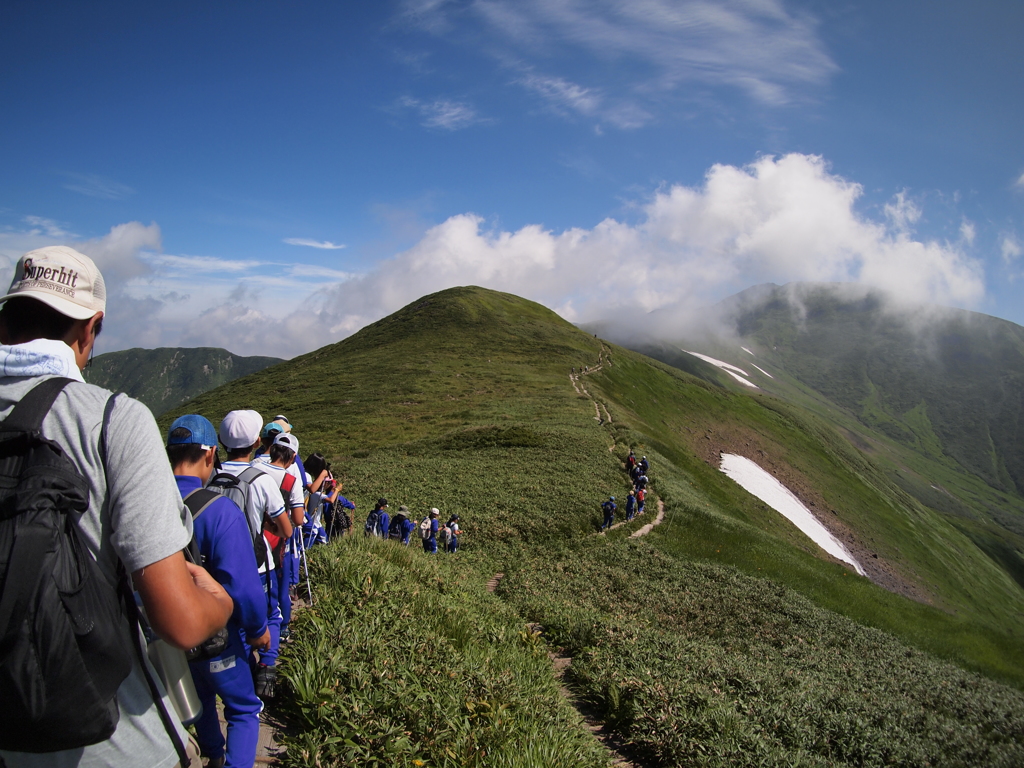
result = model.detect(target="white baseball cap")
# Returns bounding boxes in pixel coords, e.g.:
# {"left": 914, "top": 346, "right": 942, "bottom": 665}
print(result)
{"left": 273, "top": 431, "right": 299, "bottom": 454}
{"left": 219, "top": 410, "right": 264, "bottom": 449}
{"left": 0, "top": 246, "right": 106, "bottom": 320}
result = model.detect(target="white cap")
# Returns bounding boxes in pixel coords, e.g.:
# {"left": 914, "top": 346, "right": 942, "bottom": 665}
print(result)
{"left": 219, "top": 410, "right": 263, "bottom": 449}
{"left": 430, "top": 507, "right": 440, "bottom": 516}
{"left": 273, "top": 431, "right": 299, "bottom": 454}
{"left": 0, "top": 246, "right": 106, "bottom": 320}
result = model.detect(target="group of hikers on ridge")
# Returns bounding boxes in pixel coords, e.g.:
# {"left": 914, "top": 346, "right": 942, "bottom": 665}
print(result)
{"left": 601, "top": 449, "right": 651, "bottom": 530}
{"left": 0, "top": 245, "right": 468, "bottom": 768}
{"left": 363, "top": 498, "right": 463, "bottom": 553}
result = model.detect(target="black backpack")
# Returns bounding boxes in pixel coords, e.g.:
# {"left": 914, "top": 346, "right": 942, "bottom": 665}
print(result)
{"left": 0, "top": 378, "right": 132, "bottom": 751}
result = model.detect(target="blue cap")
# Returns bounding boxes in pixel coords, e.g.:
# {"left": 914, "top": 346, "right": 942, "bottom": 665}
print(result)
{"left": 261, "top": 422, "right": 284, "bottom": 439}
{"left": 167, "top": 414, "right": 218, "bottom": 448}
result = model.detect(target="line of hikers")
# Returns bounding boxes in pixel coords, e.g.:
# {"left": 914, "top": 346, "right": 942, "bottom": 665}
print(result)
{"left": 363, "top": 498, "right": 462, "bottom": 553}
{"left": 601, "top": 449, "right": 651, "bottom": 530}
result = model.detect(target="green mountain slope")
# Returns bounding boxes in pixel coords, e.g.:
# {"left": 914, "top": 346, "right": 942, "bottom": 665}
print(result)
{"left": 730, "top": 284, "right": 1024, "bottom": 497}
{"left": 84, "top": 346, "right": 283, "bottom": 414}
{"left": 163, "top": 286, "right": 1024, "bottom": 766}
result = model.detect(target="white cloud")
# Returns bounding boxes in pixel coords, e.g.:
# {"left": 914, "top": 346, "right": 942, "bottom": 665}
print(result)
{"left": 78, "top": 221, "right": 162, "bottom": 282}
{"left": 1016, "top": 171, "right": 1024, "bottom": 189}
{"left": 1002, "top": 235, "right": 1022, "bottom": 264}
{"left": 287, "top": 264, "right": 355, "bottom": 281}
{"left": 883, "top": 191, "right": 921, "bottom": 233}
{"left": 22, "top": 216, "right": 75, "bottom": 239}
{"left": 63, "top": 173, "right": 135, "bottom": 201}
{"left": 283, "top": 238, "right": 347, "bottom": 249}
{"left": 404, "top": 0, "right": 837, "bottom": 126}
{"left": 191, "top": 152, "right": 980, "bottom": 358}
{"left": 518, "top": 74, "right": 601, "bottom": 116}
{"left": 960, "top": 220, "right": 976, "bottom": 245}
{"left": 148, "top": 254, "right": 263, "bottom": 273}
{"left": 4, "top": 154, "right": 986, "bottom": 360}
{"left": 398, "top": 96, "right": 485, "bottom": 130}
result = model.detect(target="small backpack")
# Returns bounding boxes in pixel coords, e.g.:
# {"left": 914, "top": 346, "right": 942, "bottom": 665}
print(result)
{"left": 0, "top": 378, "right": 131, "bottom": 751}
{"left": 419, "top": 517, "right": 433, "bottom": 541}
{"left": 207, "top": 467, "right": 269, "bottom": 569}
{"left": 439, "top": 524, "right": 452, "bottom": 550}
{"left": 365, "top": 508, "right": 382, "bottom": 537}
{"left": 388, "top": 517, "right": 404, "bottom": 540}
{"left": 180, "top": 489, "right": 230, "bottom": 662}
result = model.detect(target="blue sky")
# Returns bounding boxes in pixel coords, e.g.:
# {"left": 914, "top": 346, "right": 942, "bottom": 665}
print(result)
{"left": 1, "top": 0, "right": 1021, "bottom": 357}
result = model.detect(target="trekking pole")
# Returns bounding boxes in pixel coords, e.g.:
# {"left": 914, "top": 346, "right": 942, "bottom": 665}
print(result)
{"left": 298, "top": 518, "right": 313, "bottom": 606}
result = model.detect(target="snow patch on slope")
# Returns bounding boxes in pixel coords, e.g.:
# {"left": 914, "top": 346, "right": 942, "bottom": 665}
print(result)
{"left": 720, "top": 453, "right": 865, "bottom": 576}
{"left": 682, "top": 350, "right": 758, "bottom": 388}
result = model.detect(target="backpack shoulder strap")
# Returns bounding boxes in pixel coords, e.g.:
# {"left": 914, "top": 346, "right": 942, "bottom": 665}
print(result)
{"left": 237, "top": 466, "right": 265, "bottom": 485}
{"left": 183, "top": 488, "right": 220, "bottom": 520}
{"left": 2, "top": 377, "right": 74, "bottom": 433}
{"left": 280, "top": 472, "right": 296, "bottom": 494}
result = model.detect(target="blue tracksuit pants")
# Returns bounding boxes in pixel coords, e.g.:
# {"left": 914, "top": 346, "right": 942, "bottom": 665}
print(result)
{"left": 190, "top": 636, "right": 263, "bottom": 768}
{"left": 251, "top": 571, "right": 281, "bottom": 667}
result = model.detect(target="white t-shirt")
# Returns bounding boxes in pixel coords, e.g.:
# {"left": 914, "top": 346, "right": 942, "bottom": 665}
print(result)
{"left": 218, "top": 460, "right": 286, "bottom": 573}
{"left": 251, "top": 457, "right": 305, "bottom": 511}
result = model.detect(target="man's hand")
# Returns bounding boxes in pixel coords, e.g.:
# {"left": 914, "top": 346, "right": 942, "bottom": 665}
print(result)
{"left": 247, "top": 627, "right": 272, "bottom": 651}
{"left": 135, "top": 552, "right": 233, "bottom": 650}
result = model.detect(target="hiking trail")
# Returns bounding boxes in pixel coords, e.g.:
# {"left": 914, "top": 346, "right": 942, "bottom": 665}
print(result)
{"left": 571, "top": 346, "right": 613, "bottom": 425}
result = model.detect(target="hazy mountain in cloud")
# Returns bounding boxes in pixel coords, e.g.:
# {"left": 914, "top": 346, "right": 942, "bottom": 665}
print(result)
{"left": 601, "top": 281, "right": 1024, "bottom": 503}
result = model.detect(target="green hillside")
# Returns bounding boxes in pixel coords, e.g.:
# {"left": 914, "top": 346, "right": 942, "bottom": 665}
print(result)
{"left": 85, "top": 346, "right": 283, "bottom": 414}
{"left": 165, "top": 287, "right": 1024, "bottom": 767}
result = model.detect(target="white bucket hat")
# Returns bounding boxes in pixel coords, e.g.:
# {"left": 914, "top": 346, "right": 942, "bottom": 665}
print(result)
{"left": 0, "top": 246, "right": 106, "bottom": 320}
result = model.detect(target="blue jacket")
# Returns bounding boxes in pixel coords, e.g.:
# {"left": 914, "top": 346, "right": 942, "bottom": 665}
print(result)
{"left": 175, "top": 475, "right": 268, "bottom": 641}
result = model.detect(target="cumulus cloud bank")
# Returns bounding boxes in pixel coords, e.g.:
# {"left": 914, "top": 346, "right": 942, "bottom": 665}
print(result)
{"left": 179, "top": 153, "right": 982, "bottom": 357}
{"left": 0, "top": 154, "right": 988, "bottom": 359}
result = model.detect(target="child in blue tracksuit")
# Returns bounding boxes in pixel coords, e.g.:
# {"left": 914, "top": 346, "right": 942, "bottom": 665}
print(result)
{"left": 423, "top": 508, "right": 440, "bottom": 553}
{"left": 601, "top": 496, "right": 617, "bottom": 530}
{"left": 167, "top": 415, "right": 270, "bottom": 768}
{"left": 389, "top": 505, "right": 416, "bottom": 545}
{"left": 625, "top": 490, "right": 636, "bottom": 521}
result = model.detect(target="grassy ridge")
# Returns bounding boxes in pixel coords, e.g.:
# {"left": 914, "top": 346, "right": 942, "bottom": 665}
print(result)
{"left": 282, "top": 537, "right": 606, "bottom": 768}
{"left": 500, "top": 538, "right": 1024, "bottom": 767}
{"left": 160, "top": 286, "right": 1024, "bottom": 763}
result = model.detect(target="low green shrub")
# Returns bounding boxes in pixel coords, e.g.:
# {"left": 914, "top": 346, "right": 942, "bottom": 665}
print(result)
{"left": 277, "top": 536, "right": 607, "bottom": 767}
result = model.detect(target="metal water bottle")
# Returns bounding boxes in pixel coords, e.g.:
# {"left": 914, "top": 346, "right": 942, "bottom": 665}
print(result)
{"left": 147, "top": 638, "right": 203, "bottom": 725}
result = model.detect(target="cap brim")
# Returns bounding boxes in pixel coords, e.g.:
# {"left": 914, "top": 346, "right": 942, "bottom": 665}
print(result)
{"left": 0, "top": 290, "right": 99, "bottom": 320}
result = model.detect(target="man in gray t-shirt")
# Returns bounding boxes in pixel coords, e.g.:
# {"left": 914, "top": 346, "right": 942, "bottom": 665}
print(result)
{"left": 0, "top": 246, "right": 233, "bottom": 768}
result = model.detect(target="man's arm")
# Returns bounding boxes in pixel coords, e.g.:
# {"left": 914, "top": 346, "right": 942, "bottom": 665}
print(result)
{"left": 134, "top": 554, "right": 233, "bottom": 650}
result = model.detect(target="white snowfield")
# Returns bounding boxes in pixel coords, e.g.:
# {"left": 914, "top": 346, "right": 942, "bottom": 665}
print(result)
{"left": 719, "top": 453, "right": 866, "bottom": 576}
{"left": 750, "top": 363, "right": 774, "bottom": 379}
{"left": 682, "top": 350, "right": 759, "bottom": 388}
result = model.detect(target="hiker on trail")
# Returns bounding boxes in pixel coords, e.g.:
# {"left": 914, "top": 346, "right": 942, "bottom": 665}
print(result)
{"left": 252, "top": 432, "right": 306, "bottom": 651}
{"left": 446, "top": 514, "right": 462, "bottom": 553}
{"left": 637, "top": 487, "right": 646, "bottom": 515}
{"left": 389, "top": 505, "right": 415, "bottom": 545}
{"left": 626, "top": 449, "right": 636, "bottom": 472}
{"left": 326, "top": 490, "right": 356, "bottom": 538}
{"left": 214, "top": 409, "right": 293, "bottom": 697}
{"left": 601, "top": 496, "right": 617, "bottom": 530}
{"left": 303, "top": 453, "right": 342, "bottom": 546}
{"left": 635, "top": 473, "right": 649, "bottom": 493}
{"left": 252, "top": 420, "right": 282, "bottom": 459}
{"left": 625, "top": 490, "right": 637, "bottom": 521}
{"left": 365, "top": 498, "right": 389, "bottom": 538}
{"left": 0, "top": 246, "right": 231, "bottom": 768}
{"left": 630, "top": 463, "right": 642, "bottom": 484}
{"left": 639, "top": 455, "right": 649, "bottom": 474}
{"left": 420, "top": 507, "right": 440, "bottom": 553}
{"left": 167, "top": 415, "right": 270, "bottom": 768}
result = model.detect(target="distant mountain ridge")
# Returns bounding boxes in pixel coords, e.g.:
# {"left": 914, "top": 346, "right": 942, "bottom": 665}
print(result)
{"left": 727, "top": 283, "right": 1024, "bottom": 497}
{"left": 84, "top": 347, "right": 283, "bottom": 415}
